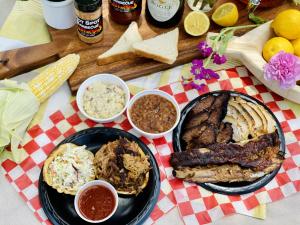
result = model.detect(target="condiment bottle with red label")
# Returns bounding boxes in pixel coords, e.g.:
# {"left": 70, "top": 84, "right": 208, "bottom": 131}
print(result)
{"left": 109, "top": 0, "right": 142, "bottom": 25}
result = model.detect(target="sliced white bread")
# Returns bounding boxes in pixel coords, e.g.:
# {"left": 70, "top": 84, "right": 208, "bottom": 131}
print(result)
{"left": 97, "top": 22, "right": 143, "bottom": 65}
{"left": 132, "top": 28, "right": 179, "bottom": 65}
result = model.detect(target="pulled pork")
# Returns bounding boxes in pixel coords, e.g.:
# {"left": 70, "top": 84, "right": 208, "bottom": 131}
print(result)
{"left": 94, "top": 138, "right": 150, "bottom": 195}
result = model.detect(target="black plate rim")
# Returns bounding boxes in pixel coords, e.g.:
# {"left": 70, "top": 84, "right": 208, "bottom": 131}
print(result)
{"left": 172, "top": 90, "right": 286, "bottom": 195}
{"left": 39, "top": 127, "right": 160, "bottom": 225}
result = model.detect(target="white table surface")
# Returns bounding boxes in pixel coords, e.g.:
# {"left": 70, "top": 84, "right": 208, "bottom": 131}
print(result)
{"left": 0, "top": 1, "right": 300, "bottom": 225}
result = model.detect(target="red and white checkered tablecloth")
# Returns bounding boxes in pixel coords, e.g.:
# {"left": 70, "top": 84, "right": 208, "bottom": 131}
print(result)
{"left": 1, "top": 66, "right": 300, "bottom": 225}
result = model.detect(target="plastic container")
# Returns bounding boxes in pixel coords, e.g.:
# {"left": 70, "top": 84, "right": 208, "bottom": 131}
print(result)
{"left": 41, "top": 0, "right": 76, "bottom": 29}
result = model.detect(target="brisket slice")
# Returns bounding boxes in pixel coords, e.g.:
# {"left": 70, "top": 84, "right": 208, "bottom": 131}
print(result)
{"left": 171, "top": 132, "right": 281, "bottom": 170}
{"left": 182, "top": 124, "right": 207, "bottom": 143}
{"left": 217, "top": 123, "right": 233, "bottom": 143}
{"left": 190, "top": 95, "right": 215, "bottom": 115}
{"left": 185, "top": 111, "right": 210, "bottom": 129}
{"left": 183, "top": 93, "right": 231, "bottom": 148}
{"left": 206, "top": 93, "right": 230, "bottom": 127}
{"left": 192, "top": 125, "right": 216, "bottom": 146}
{"left": 182, "top": 123, "right": 216, "bottom": 146}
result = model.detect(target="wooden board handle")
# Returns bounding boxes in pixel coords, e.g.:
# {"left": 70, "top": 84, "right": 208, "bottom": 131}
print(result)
{"left": 0, "top": 42, "right": 59, "bottom": 79}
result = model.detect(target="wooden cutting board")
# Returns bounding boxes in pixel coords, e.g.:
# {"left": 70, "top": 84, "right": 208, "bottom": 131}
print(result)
{"left": 0, "top": 0, "right": 297, "bottom": 92}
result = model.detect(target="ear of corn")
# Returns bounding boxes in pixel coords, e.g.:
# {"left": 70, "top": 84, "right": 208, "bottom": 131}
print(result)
{"left": 28, "top": 54, "right": 80, "bottom": 103}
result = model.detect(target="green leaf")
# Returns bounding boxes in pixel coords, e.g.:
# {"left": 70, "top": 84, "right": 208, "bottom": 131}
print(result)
{"left": 249, "top": 12, "right": 268, "bottom": 25}
{"left": 209, "top": 36, "right": 218, "bottom": 41}
{"left": 218, "top": 30, "right": 234, "bottom": 54}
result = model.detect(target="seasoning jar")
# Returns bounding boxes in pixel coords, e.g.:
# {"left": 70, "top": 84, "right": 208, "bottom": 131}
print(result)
{"left": 109, "top": 0, "right": 142, "bottom": 25}
{"left": 74, "top": 0, "right": 103, "bottom": 44}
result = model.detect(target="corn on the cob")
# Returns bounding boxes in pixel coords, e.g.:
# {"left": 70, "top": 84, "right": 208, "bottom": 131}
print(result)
{"left": 28, "top": 54, "right": 80, "bottom": 103}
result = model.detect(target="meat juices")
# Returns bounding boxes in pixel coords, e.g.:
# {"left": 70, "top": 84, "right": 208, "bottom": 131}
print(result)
{"left": 78, "top": 185, "right": 115, "bottom": 221}
{"left": 130, "top": 95, "right": 177, "bottom": 133}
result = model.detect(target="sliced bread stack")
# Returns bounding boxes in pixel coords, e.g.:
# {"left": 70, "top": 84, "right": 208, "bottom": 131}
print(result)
{"left": 97, "top": 22, "right": 143, "bottom": 65}
{"left": 97, "top": 22, "right": 179, "bottom": 65}
{"left": 133, "top": 28, "right": 179, "bottom": 64}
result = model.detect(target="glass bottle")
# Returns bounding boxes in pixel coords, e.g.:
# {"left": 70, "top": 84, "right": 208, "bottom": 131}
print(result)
{"left": 145, "top": 0, "right": 185, "bottom": 28}
{"left": 109, "top": 0, "right": 142, "bottom": 25}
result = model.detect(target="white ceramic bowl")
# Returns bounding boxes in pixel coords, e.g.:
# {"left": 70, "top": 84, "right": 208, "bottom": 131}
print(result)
{"left": 76, "top": 74, "right": 130, "bottom": 123}
{"left": 74, "top": 180, "right": 118, "bottom": 223}
{"left": 127, "top": 90, "right": 181, "bottom": 139}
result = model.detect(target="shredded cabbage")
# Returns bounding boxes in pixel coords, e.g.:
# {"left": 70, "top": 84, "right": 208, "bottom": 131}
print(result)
{"left": 0, "top": 80, "right": 39, "bottom": 162}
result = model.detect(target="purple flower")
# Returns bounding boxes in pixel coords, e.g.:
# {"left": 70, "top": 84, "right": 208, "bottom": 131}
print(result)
{"left": 264, "top": 51, "right": 300, "bottom": 89}
{"left": 197, "top": 41, "right": 213, "bottom": 58}
{"left": 191, "top": 81, "right": 206, "bottom": 90}
{"left": 202, "top": 68, "right": 220, "bottom": 80}
{"left": 190, "top": 62, "right": 205, "bottom": 79}
{"left": 191, "top": 62, "right": 220, "bottom": 81}
{"left": 213, "top": 53, "right": 227, "bottom": 65}
{"left": 192, "top": 59, "right": 203, "bottom": 66}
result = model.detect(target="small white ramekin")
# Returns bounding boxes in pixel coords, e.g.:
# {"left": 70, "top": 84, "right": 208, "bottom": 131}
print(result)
{"left": 76, "top": 74, "right": 130, "bottom": 123}
{"left": 74, "top": 180, "right": 118, "bottom": 223}
{"left": 41, "top": 0, "right": 76, "bottom": 29}
{"left": 127, "top": 90, "right": 181, "bottom": 139}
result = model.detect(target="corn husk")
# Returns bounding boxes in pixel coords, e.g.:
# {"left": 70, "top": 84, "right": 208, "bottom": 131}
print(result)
{"left": 0, "top": 54, "right": 80, "bottom": 162}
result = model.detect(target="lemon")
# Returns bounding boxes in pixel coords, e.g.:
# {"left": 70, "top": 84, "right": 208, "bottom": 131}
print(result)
{"left": 271, "top": 9, "right": 300, "bottom": 40}
{"left": 184, "top": 11, "right": 210, "bottom": 36}
{"left": 262, "top": 37, "right": 294, "bottom": 62}
{"left": 292, "top": 38, "right": 300, "bottom": 57}
{"left": 212, "top": 3, "right": 239, "bottom": 27}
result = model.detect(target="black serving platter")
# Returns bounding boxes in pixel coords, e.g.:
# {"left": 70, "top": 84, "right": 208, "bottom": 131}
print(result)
{"left": 173, "top": 90, "right": 285, "bottom": 195}
{"left": 39, "top": 127, "right": 160, "bottom": 225}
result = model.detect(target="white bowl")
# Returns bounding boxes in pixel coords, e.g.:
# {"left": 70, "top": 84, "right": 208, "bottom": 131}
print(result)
{"left": 74, "top": 180, "right": 118, "bottom": 223}
{"left": 127, "top": 90, "right": 181, "bottom": 139}
{"left": 76, "top": 74, "right": 130, "bottom": 123}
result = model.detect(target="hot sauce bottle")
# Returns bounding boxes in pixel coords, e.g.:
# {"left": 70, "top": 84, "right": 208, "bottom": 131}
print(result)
{"left": 109, "top": 0, "right": 142, "bottom": 25}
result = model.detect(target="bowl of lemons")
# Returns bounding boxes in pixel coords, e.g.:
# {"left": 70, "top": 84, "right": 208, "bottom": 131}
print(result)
{"left": 225, "top": 9, "right": 300, "bottom": 104}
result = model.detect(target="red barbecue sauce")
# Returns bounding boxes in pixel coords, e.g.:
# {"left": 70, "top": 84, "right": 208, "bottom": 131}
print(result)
{"left": 78, "top": 185, "right": 115, "bottom": 221}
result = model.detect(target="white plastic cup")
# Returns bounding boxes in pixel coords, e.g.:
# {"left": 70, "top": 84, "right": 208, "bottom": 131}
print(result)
{"left": 74, "top": 180, "right": 119, "bottom": 223}
{"left": 41, "top": 0, "right": 76, "bottom": 29}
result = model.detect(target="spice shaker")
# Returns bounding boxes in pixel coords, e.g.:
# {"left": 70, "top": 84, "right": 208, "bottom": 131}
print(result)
{"left": 41, "top": 0, "right": 76, "bottom": 29}
{"left": 75, "top": 0, "right": 103, "bottom": 44}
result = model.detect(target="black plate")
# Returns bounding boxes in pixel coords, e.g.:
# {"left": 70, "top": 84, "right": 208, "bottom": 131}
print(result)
{"left": 39, "top": 127, "right": 160, "bottom": 225}
{"left": 173, "top": 90, "right": 285, "bottom": 195}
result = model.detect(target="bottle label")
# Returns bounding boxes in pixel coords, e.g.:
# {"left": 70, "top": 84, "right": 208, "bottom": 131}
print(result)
{"left": 147, "top": 0, "right": 180, "bottom": 22}
{"left": 110, "top": 0, "right": 139, "bottom": 12}
{"left": 77, "top": 16, "right": 103, "bottom": 38}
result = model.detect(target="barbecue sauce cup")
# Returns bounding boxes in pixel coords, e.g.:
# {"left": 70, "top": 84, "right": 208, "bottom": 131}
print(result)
{"left": 74, "top": 180, "right": 118, "bottom": 223}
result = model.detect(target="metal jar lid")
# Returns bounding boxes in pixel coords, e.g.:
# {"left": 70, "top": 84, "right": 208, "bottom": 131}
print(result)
{"left": 75, "top": 0, "right": 102, "bottom": 12}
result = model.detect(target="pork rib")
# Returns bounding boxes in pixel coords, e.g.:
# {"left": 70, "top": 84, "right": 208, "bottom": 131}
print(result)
{"left": 171, "top": 132, "right": 281, "bottom": 170}
{"left": 173, "top": 158, "right": 282, "bottom": 183}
